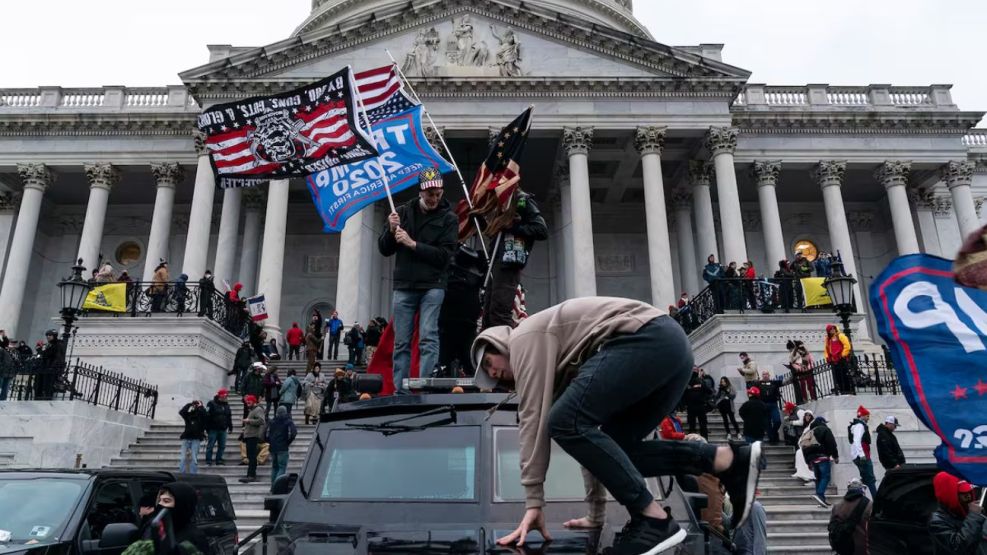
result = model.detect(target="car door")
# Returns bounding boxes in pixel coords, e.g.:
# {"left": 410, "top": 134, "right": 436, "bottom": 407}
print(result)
{"left": 76, "top": 478, "right": 139, "bottom": 554}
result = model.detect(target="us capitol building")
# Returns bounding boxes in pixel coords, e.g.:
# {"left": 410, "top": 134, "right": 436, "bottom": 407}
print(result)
{"left": 0, "top": 0, "right": 984, "bottom": 375}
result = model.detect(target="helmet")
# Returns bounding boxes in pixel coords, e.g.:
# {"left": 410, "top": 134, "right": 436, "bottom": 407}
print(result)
{"left": 44, "top": 329, "right": 58, "bottom": 337}
{"left": 250, "top": 362, "right": 267, "bottom": 371}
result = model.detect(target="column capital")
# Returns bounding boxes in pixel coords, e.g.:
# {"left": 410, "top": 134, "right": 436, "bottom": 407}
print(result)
{"left": 16, "top": 163, "right": 53, "bottom": 192}
{"left": 554, "top": 164, "right": 570, "bottom": 185}
{"left": 705, "top": 126, "right": 738, "bottom": 156}
{"left": 687, "top": 160, "right": 714, "bottom": 188}
{"left": 669, "top": 187, "right": 692, "bottom": 210}
{"left": 0, "top": 192, "right": 17, "bottom": 213}
{"left": 424, "top": 125, "right": 445, "bottom": 152}
{"left": 813, "top": 160, "right": 847, "bottom": 189}
{"left": 750, "top": 160, "right": 782, "bottom": 187}
{"left": 488, "top": 127, "right": 500, "bottom": 149}
{"left": 150, "top": 162, "right": 185, "bottom": 189}
{"left": 941, "top": 160, "right": 975, "bottom": 190}
{"left": 562, "top": 127, "right": 594, "bottom": 156}
{"left": 243, "top": 187, "right": 268, "bottom": 210}
{"left": 192, "top": 129, "right": 209, "bottom": 157}
{"left": 907, "top": 186, "right": 936, "bottom": 209}
{"left": 933, "top": 197, "right": 953, "bottom": 218}
{"left": 875, "top": 160, "right": 912, "bottom": 189}
{"left": 633, "top": 126, "right": 666, "bottom": 156}
{"left": 84, "top": 163, "right": 120, "bottom": 191}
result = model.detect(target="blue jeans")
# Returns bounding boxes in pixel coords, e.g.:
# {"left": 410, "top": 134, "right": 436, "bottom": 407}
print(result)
{"left": 392, "top": 288, "right": 445, "bottom": 393}
{"left": 813, "top": 459, "right": 832, "bottom": 501}
{"left": 205, "top": 430, "right": 227, "bottom": 464}
{"left": 768, "top": 403, "right": 782, "bottom": 443}
{"left": 271, "top": 451, "right": 290, "bottom": 487}
{"left": 546, "top": 316, "right": 718, "bottom": 512}
{"left": 178, "top": 439, "right": 201, "bottom": 474}
{"left": 854, "top": 457, "right": 878, "bottom": 498}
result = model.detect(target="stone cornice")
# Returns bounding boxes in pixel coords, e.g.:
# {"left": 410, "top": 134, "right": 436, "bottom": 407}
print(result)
{"left": 0, "top": 113, "right": 196, "bottom": 137}
{"left": 732, "top": 111, "right": 982, "bottom": 136}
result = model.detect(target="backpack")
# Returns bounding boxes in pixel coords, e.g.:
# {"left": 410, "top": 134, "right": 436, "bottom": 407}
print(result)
{"left": 828, "top": 497, "right": 869, "bottom": 554}
{"left": 798, "top": 426, "right": 820, "bottom": 451}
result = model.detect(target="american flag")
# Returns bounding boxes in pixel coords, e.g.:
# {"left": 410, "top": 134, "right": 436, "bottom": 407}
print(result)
{"left": 354, "top": 65, "right": 418, "bottom": 124}
{"left": 457, "top": 107, "right": 532, "bottom": 240}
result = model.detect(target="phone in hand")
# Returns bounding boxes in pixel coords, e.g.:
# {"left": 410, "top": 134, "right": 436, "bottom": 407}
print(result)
{"left": 149, "top": 507, "right": 176, "bottom": 554}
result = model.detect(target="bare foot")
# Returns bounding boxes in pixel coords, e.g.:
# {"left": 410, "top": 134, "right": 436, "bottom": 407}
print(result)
{"left": 563, "top": 517, "right": 601, "bottom": 529}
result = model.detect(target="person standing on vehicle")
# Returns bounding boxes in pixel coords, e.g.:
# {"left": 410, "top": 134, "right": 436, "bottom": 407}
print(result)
{"left": 683, "top": 366, "right": 712, "bottom": 439}
{"left": 177, "top": 400, "right": 206, "bottom": 474}
{"left": 471, "top": 297, "right": 765, "bottom": 555}
{"left": 849, "top": 406, "right": 878, "bottom": 498}
{"left": 803, "top": 415, "right": 840, "bottom": 507}
{"left": 326, "top": 311, "right": 343, "bottom": 360}
{"left": 714, "top": 377, "right": 741, "bottom": 440}
{"left": 379, "top": 168, "right": 459, "bottom": 393}
{"left": 828, "top": 478, "right": 871, "bottom": 555}
{"left": 875, "top": 415, "right": 907, "bottom": 471}
{"left": 204, "top": 388, "right": 233, "bottom": 466}
{"left": 239, "top": 394, "right": 265, "bottom": 483}
{"left": 739, "top": 387, "right": 768, "bottom": 444}
{"left": 825, "top": 324, "right": 855, "bottom": 395}
{"left": 266, "top": 405, "right": 297, "bottom": 490}
{"left": 929, "top": 471, "right": 987, "bottom": 554}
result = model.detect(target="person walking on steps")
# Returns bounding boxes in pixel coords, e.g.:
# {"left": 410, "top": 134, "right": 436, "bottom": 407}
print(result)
{"left": 471, "top": 296, "right": 765, "bottom": 555}
{"left": 177, "top": 400, "right": 206, "bottom": 474}
{"left": 828, "top": 478, "right": 872, "bottom": 555}
{"left": 239, "top": 395, "right": 265, "bottom": 483}
{"left": 876, "top": 415, "right": 907, "bottom": 471}
{"left": 265, "top": 405, "right": 297, "bottom": 491}
{"left": 739, "top": 387, "right": 768, "bottom": 445}
{"left": 802, "top": 415, "right": 839, "bottom": 507}
{"left": 714, "top": 377, "right": 741, "bottom": 440}
{"left": 204, "top": 388, "right": 233, "bottom": 466}
{"left": 849, "top": 405, "right": 878, "bottom": 498}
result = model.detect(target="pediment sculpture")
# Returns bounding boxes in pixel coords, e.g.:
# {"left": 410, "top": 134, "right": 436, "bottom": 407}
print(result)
{"left": 401, "top": 16, "right": 524, "bottom": 78}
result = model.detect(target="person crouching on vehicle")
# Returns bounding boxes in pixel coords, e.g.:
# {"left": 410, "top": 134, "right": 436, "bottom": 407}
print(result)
{"left": 471, "top": 296, "right": 765, "bottom": 555}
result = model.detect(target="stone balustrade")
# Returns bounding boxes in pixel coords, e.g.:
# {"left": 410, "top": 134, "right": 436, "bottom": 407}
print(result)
{"left": 0, "top": 86, "right": 198, "bottom": 111}
{"left": 963, "top": 129, "right": 987, "bottom": 148}
{"left": 735, "top": 83, "right": 955, "bottom": 109}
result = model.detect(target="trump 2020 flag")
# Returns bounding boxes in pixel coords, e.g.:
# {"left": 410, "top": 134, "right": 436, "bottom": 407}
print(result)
{"left": 871, "top": 254, "right": 987, "bottom": 485}
{"left": 196, "top": 67, "right": 378, "bottom": 188}
{"left": 247, "top": 295, "right": 268, "bottom": 322}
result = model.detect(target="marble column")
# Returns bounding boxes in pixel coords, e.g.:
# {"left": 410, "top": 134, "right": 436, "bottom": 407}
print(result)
{"left": 751, "top": 161, "right": 787, "bottom": 268}
{"left": 814, "top": 161, "right": 865, "bottom": 321}
{"left": 689, "top": 161, "right": 718, "bottom": 268}
{"left": 143, "top": 163, "right": 183, "bottom": 281}
{"left": 557, "top": 167, "right": 576, "bottom": 300}
{"left": 876, "top": 161, "right": 919, "bottom": 255}
{"left": 256, "top": 179, "right": 290, "bottom": 338}
{"left": 635, "top": 126, "right": 675, "bottom": 308}
{"left": 182, "top": 131, "right": 217, "bottom": 280}
{"left": 333, "top": 206, "right": 374, "bottom": 356}
{"left": 908, "top": 187, "right": 942, "bottom": 257}
{"left": 706, "top": 127, "right": 748, "bottom": 265}
{"left": 562, "top": 127, "right": 596, "bottom": 298}
{"left": 0, "top": 164, "right": 52, "bottom": 338}
{"left": 238, "top": 188, "right": 265, "bottom": 295}
{"left": 212, "top": 187, "right": 243, "bottom": 289}
{"left": 0, "top": 194, "right": 19, "bottom": 283}
{"left": 670, "top": 188, "right": 700, "bottom": 296}
{"left": 77, "top": 163, "right": 119, "bottom": 271}
{"left": 943, "top": 161, "right": 979, "bottom": 238}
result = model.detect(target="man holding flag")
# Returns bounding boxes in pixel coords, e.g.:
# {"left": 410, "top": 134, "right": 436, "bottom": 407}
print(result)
{"left": 378, "top": 167, "right": 458, "bottom": 394}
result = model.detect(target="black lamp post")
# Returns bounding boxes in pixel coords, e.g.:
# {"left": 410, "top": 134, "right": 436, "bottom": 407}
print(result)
{"left": 823, "top": 257, "right": 858, "bottom": 342}
{"left": 56, "top": 259, "right": 92, "bottom": 365}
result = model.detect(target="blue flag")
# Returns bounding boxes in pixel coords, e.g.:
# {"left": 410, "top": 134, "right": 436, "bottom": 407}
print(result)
{"left": 306, "top": 105, "right": 454, "bottom": 232}
{"left": 870, "top": 254, "right": 987, "bottom": 485}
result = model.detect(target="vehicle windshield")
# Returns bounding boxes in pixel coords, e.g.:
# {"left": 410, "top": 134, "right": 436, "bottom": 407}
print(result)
{"left": 493, "top": 427, "right": 587, "bottom": 502}
{"left": 316, "top": 426, "right": 478, "bottom": 501}
{"left": 0, "top": 477, "right": 86, "bottom": 544}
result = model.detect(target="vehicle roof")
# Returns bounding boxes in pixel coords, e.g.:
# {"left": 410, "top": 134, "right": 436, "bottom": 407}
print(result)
{"left": 322, "top": 392, "right": 518, "bottom": 422}
{"left": 0, "top": 468, "right": 228, "bottom": 485}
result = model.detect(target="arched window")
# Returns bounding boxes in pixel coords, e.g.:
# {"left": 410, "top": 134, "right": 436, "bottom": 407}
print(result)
{"left": 793, "top": 239, "right": 819, "bottom": 261}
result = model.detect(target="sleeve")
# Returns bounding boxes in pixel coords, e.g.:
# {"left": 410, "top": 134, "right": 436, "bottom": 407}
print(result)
{"left": 289, "top": 421, "right": 298, "bottom": 443}
{"left": 378, "top": 209, "right": 400, "bottom": 256}
{"left": 511, "top": 197, "right": 549, "bottom": 240}
{"left": 850, "top": 423, "right": 865, "bottom": 459}
{"left": 840, "top": 334, "right": 852, "bottom": 358}
{"left": 581, "top": 467, "right": 608, "bottom": 526}
{"left": 179, "top": 403, "right": 191, "bottom": 419}
{"left": 929, "top": 512, "right": 987, "bottom": 553}
{"left": 824, "top": 429, "right": 840, "bottom": 459}
{"left": 875, "top": 433, "right": 889, "bottom": 467}
{"left": 512, "top": 331, "right": 561, "bottom": 510}
{"left": 412, "top": 214, "right": 458, "bottom": 269}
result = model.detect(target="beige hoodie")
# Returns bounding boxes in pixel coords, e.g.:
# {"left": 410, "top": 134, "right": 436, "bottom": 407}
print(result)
{"left": 472, "top": 296, "right": 665, "bottom": 511}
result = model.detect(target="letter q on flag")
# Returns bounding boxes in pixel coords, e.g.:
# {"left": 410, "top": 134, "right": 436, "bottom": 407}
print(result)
{"left": 871, "top": 254, "right": 987, "bottom": 485}
{"left": 247, "top": 295, "right": 268, "bottom": 322}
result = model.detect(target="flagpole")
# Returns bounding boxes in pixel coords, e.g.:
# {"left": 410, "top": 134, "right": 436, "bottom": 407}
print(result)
{"left": 350, "top": 65, "right": 397, "bottom": 215}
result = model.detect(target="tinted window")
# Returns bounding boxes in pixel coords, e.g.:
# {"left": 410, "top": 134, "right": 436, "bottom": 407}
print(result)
{"left": 86, "top": 481, "right": 137, "bottom": 539}
{"left": 493, "top": 427, "right": 587, "bottom": 502}
{"left": 317, "top": 427, "right": 478, "bottom": 501}
{"left": 194, "top": 485, "right": 236, "bottom": 523}
{"left": 0, "top": 477, "right": 86, "bottom": 543}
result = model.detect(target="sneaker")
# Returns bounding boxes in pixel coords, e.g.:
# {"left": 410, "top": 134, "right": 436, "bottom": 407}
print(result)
{"left": 607, "top": 515, "right": 687, "bottom": 555}
{"left": 811, "top": 494, "right": 830, "bottom": 508}
{"left": 719, "top": 441, "right": 766, "bottom": 530}
{"left": 216, "top": 460, "right": 226, "bottom": 466}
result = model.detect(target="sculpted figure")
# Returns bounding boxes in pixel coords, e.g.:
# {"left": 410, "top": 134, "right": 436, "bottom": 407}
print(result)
{"left": 491, "top": 25, "right": 522, "bottom": 77}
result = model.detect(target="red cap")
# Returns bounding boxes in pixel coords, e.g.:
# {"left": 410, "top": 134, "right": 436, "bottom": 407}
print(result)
{"left": 748, "top": 386, "right": 761, "bottom": 397}
{"left": 217, "top": 388, "right": 228, "bottom": 396}
{"left": 784, "top": 401, "right": 797, "bottom": 415}
{"left": 244, "top": 395, "right": 257, "bottom": 405}
{"left": 857, "top": 405, "right": 870, "bottom": 417}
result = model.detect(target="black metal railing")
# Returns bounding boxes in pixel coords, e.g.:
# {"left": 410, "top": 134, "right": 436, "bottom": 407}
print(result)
{"left": 79, "top": 281, "right": 248, "bottom": 337}
{"left": 674, "top": 278, "right": 810, "bottom": 333}
{"left": 0, "top": 354, "right": 158, "bottom": 418}
{"left": 778, "top": 353, "right": 899, "bottom": 405}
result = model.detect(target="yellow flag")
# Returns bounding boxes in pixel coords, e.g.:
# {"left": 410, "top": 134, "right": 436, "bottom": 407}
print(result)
{"left": 801, "top": 277, "right": 832, "bottom": 307}
{"left": 83, "top": 283, "right": 128, "bottom": 313}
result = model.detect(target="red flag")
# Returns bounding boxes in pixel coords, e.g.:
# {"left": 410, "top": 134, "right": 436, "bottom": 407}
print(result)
{"left": 366, "top": 316, "right": 422, "bottom": 396}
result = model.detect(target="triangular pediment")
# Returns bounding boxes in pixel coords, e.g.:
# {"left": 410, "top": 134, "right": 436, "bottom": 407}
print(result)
{"left": 180, "top": 0, "right": 750, "bottom": 99}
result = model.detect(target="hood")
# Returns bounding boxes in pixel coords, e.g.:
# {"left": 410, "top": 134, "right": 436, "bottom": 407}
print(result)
{"left": 160, "top": 481, "right": 198, "bottom": 530}
{"left": 810, "top": 416, "right": 828, "bottom": 429}
{"left": 826, "top": 324, "right": 837, "bottom": 334}
{"left": 233, "top": 282, "right": 243, "bottom": 291}
{"left": 471, "top": 326, "right": 512, "bottom": 367}
{"left": 933, "top": 471, "right": 973, "bottom": 518}
{"left": 178, "top": 274, "right": 188, "bottom": 282}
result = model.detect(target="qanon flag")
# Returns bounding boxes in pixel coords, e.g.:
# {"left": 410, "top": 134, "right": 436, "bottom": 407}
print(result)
{"left": 196, "top": 67, "right": 378, "bottom": 188}
{"left": 870, "top": 254, "right": 987, "bottom": 485}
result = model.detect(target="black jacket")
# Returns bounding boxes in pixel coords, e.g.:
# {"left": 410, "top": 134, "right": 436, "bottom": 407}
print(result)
{"left": 265, "top": 414, "right": 298, "bottom": 453}
{"left": 739, "top": 398, "right": 768, "bottom": 439}
{"left": 178, "top": 403, "right": 207, "bottom": 440}
{"left": 493, "top": 192, "right": 548, "bottom": 268}
{"left": 233, "top": 345, "right": 253, "bottom": 372}
{"left": 157, "top": 482, "right": 209, "bottom": 554}
{"left": 683, "top": 372, "right": 712, "bottom": 408}
{"left": 365, "top": 324, "right": 382, "bottom": 347}
{"left": 205, "top": 397, "right": 233, "bottom": 433}
{"left": 378, "top": 197, "right": 458, "bottom": 290}
{"left": 929, "top": 508, "right": 987, "bottom": 554}
{"left": 803, "top": 418, "right": 840, "bottom": 462}
{"left": 875, "top": 423, "right": 906, "bottom": 470}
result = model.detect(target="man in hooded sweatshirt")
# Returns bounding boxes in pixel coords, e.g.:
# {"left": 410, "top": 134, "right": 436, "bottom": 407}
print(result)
{"left": 285, "top": 322, "right": 304, "bottom": 360}
{"left": 142, "top": 482, "right": 209, "bottom": 554}
{"left": 875, "top": 415, "right": 906, "bottom": 471}
{"left": 266, "top": 405, "right": 297, "bottom": 490}
{"left": 379, "top": 167, "right": 458, "bottom": 393}
{"left": 930, "top": 471, "right": 987, "bottom": 554}
{"left": 828, "top": 478, "right": 871, "bottom": 555}
{"left": 471, "top": 296, "right": 764, "bottom": 555}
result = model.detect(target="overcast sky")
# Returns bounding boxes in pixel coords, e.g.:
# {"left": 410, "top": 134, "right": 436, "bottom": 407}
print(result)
{"left": 3, "top": 0, "right": 983, "bottom": 123}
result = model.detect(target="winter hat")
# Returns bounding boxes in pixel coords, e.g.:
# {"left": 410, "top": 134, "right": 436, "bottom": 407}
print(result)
{"left": 418, "top": 167, "right": 443, "bottom": 190}
{"left": 747, "top": 386, "right": 761, "bottom": 397}
{"left": 857, "top": 405, "right": 870, "bottom": 417}
{"left": 783, "top": 401, "right": 797, "bottom": 415}
{"left": 217, "top": 388, "right": 228, "bottom": 396}
{"left": 884, "top": 415, "right": 899, "bottom": 426}
{"left": 243, "top": 394, "right": 257, "bottom": 405}
{"left": 847, "top": 478, "right": 865, "bottom": 492}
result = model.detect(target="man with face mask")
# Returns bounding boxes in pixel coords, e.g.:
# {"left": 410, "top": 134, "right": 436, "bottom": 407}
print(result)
{"left": 929, "top": 471, "right": 987, "bottom": 554}
{"left": 139, "top": 482, "right": 209, "bottom": 554}
{"left": 378, "top": 167, "right": 458, "bottom": 393}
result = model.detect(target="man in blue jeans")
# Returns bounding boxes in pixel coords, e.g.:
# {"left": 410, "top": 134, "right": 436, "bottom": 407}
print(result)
{"left": 204, "top": 388, "right": 233, "bottom": 466}
{"left": 378, "top": 167, "right": 458, "bottom": 393}
{"left": 265, "top": 405, "right": 297, "bottom": 491}
{"left": 802, "top": 415, "right": 839, "bottom": 507}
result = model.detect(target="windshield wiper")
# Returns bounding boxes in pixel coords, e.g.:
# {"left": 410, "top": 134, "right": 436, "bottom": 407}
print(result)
{"left": 345, "top": 405, "right": 457, "bottom": 436}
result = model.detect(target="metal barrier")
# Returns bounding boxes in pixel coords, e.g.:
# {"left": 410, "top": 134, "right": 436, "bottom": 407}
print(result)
{"left": 673, "top": 277, "right": 808, "bottom": 333}
{"left": 778, "top": 353, "right": 899, "bottom": 405}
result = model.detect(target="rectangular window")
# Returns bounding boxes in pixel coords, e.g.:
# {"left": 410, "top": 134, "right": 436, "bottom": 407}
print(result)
{"left": 493, "top": 427, "right": 588, "bottom": 502}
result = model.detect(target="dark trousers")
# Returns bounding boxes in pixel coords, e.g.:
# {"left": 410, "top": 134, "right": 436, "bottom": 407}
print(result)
{"left": 832, "top": 358, "right": 856, "bottom": 394}
{"left": 482, "top": 262, "right": 521, "bottom": 329}
{"left": 328, "top": 333, "right": 341, "bottom": 359}
{"left": 717, "top": 403, "right": 740, "bottom": 435}
{"left": 767, "top": 403, "right": 782, "bottom": 444}
{"left": 288, "top": 345, "right": 300, "bottom": 360}
{"left": 547, "top": 316, "right": 718, "bottom": 513}
{"left": 686, "top": 405, "right": 709, "bottom": 439}
{"left": 197, "top": 298, "right": 213, "bottom": 318}
{"left": 244, "top": 437, "right": 259, "bottom": 478}
{"left": 854, "top": 458, "right": 878, "bottom": 498}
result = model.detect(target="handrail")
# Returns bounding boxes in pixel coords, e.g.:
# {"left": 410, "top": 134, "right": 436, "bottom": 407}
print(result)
{"left": 778, "top": 352, "right": 899, "bottom": 405}
{"left": 672, "top": 277, "right": 809, "bottom": 333}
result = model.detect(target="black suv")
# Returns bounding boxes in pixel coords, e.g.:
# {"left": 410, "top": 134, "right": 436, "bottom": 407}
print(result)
{"left": 243, "top": 393, "right": 709, "bottom": 554}
{"left": 0, "top": 469, "right": 236, "bottom": 555}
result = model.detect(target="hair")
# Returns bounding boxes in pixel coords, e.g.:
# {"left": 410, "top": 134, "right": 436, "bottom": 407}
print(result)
{"left": 786, "top": 340, "right": 795, "bottom": 350}
{"left": 719, "top": 376, "right": 731, "bottom": 389}
{"left": 287, "top": 369, "right": 296, "bottom": 376}
{"left": 480, "top": 343, "right": 502, "bottom": 370}
{"left": 739, "top": 351, "right": 748, "bottom": 358}
{"left": 313, "top": 362, "right": 321, "bottom": 371}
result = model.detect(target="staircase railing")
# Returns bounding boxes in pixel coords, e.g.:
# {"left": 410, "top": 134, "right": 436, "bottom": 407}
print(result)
{"left": 777, "top": 353, "right": 899, "bottom": 405}
{"left": 673, "top": 277, "right": 808, "bottom": 332}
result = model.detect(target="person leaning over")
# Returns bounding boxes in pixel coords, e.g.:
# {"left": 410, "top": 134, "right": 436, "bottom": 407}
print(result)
{"left": 471, "top": 296, "right": 764, "bottom": 555}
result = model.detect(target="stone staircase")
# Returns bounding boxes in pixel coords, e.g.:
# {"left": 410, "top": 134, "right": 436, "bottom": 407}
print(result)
{"left": 104, "top": 358, "right": 350, "bottom": 536}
